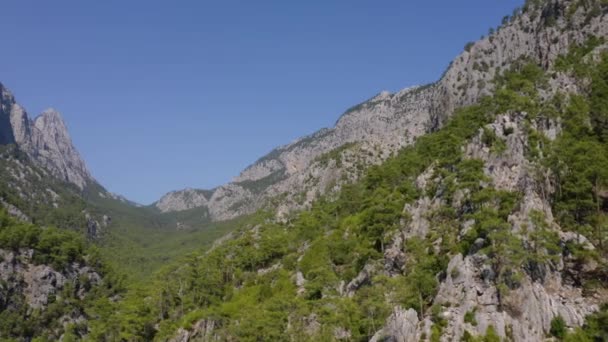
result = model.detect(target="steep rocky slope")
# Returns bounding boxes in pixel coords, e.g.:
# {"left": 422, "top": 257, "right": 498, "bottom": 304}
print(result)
{"left": 157, "top": 0, "right": 608, "bottom": 224}
{"left": 0, "top": 83, "right": 93, "bottom": 190}
{"left": 370, "top": 110, "right": 601, "bottom": 341}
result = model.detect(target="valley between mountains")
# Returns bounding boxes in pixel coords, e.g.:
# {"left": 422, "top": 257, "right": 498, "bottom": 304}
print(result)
{"left": 3, "top": 0, "right": 608, "bottom": 341}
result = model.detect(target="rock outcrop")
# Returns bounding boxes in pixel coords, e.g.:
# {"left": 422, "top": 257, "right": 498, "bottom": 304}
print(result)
{"left": 370, "top": 308, "right": 423, "bottom": 342}
{"left": 169, "top": 319, "right": 219, "bottom": 342}
{"left": 0, "top": 248, "right": 101, "bottom": 312}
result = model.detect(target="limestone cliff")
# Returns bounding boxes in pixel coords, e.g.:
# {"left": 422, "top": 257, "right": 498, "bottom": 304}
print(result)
{"left": 0, "top": 83, "right": 93, "bottom": 190}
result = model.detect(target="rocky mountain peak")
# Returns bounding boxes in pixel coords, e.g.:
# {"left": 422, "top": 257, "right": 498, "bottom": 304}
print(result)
{"left": 0, "top": 84, "right": 94, "bottom": 190}
{"left": 33, "top": 108, "right": 73, "bottom": 151}
{"left": 33, "top": 108, "right": 72, "bottom": 151}
{"left": 0, "top": 83, "right": 17, "bottom": 145}
{"left": 0, "top": 83, "right": 30, "bottom": 146}
{"left": 34, "top": 108, "right": 66, "bottom": 129}
{"left": 30, "top": 107, "right": 92, "bottom": 189}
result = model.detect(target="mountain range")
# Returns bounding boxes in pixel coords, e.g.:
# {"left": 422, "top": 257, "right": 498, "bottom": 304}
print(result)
{"left": 2, "top": 0, "right": 608, "bottom": 341}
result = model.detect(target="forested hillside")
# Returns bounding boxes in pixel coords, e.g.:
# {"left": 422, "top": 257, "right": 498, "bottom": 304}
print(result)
{"left": 3, "top": 0, "right": 608, "bottom": 341}
{"left": 92, "top": 30, "right": 608, "bottom": 340}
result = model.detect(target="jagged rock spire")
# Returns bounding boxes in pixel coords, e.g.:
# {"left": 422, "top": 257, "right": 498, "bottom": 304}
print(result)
{"left": 0, "top": 84, "right": 93, "bottom": 189}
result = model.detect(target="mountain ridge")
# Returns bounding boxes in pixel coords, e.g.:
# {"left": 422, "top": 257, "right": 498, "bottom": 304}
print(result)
{"left": 3, "top": 0, "right": 608, "bottom": 341}
{"left": 156, "top": 0, "right": 607, "bottom": 223}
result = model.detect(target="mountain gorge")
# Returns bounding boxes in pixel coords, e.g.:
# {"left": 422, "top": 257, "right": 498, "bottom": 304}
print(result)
{"left": 3, "top": 0, "right": 608, "bottom": 341}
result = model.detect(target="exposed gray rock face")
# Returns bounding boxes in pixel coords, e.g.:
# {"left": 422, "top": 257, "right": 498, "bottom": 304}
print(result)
{"left": 384, "top": 231, "right": 406, "bottom": 276}
{"left": 0, "top": 84, "right": 18, "bottom": 145}
{"left": 0, "top": 84, "right": 93, "bottom": 190}
{"left": 295, "top": 271, "right": 306, "bottom": 296}
{"left": 403, "top": 196, "right": 441, "bottom": 239}
{"left": 0, "top": 197, "right": 31, "bottom": 222}
{"left": 345, "top": 263, "right": 377, "bottom": 297}
{"left": 169, "top": 319, "right": 219, "bottom": 342}
{"left": 23, "top": 264, "right": 66, "bottom": 309}
{"left": 156, "top": 188, "right": 211, "bottom": 212}
{"left": 157, "top": 87, "right": 427, "bottom": 219}
{"left": 428, "top": 252, "right": 598, "bottom": 342}
{"left": 7, "top": 92, "right": 29, "bottom": 146}
{"left": 206, "top": 184, "right": 255, "bottom": 219}
{"left": 30, "top": 109, "right": 91, "bottom": 189}
{"left": 157, "top": 0, "right": 608, "bottom": 223}
{"left": 370, "top": 308, "right": 422, "bottom": 342}
{"left": 0, "top": 248, "right": 101, "bottom": 311}
{"left": 84, "top": 211, "right": 111, "bottom": 240}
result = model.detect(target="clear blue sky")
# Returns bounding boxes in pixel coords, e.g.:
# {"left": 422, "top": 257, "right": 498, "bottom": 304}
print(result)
{"left": 0, "top": 0, "right": 523, "bottom": 204}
